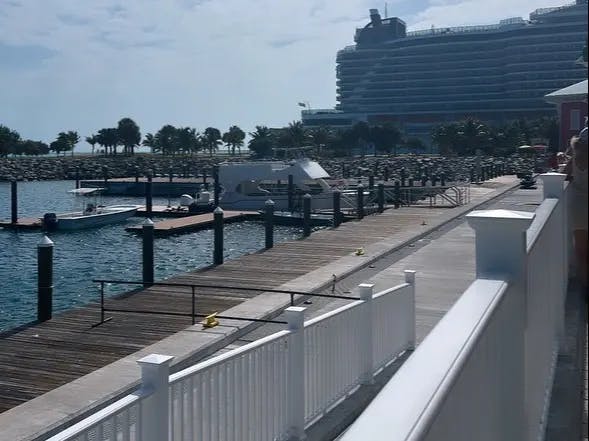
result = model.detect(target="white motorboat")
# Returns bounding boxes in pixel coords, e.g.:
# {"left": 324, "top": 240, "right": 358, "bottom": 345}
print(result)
{"left": 217, "top": 158, "right": 354, "bottom": 211}
{"left": 42, "top": 188, "right": 141, "bottom": 230}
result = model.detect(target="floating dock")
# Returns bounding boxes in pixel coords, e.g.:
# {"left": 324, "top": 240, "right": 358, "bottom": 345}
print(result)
{"left": 80, "top": 177, "right": 207, "bottom": 196}
{"left": 0, "top": 218, "right": 42, "bottom": 230}
{"left": 126, "top": 211, "right": 259, "bottom": 235}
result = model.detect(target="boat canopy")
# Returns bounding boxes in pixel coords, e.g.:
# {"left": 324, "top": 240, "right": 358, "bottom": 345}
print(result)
{"left": 68, "top": 187, "right": 106, "bottom": 195}
{"left": 218, "top": 159, "right": 330, "bottom": 190}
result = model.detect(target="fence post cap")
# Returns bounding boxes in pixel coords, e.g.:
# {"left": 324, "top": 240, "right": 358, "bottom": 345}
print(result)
{"left": 38, "top": 235, "right": 54, "bottom": 247}
{"left": 265, "top": 199, "right": 275, "bottom": 206}
{"left": 137, "top": 353, "right": 174, "bottom": 366}
{"left": 404, "top": 270, "right": 416, "bottom": 283}
{"left": 143, "top": 218, "right": 154, "bottom": 227}
{"left": 466, "top": 209, "right": 534, "bottom": 228}
{"left": 303, "top": 193, "right": 312, "bottom": 199}
{"left": 214, "top": 206, "right": 224, "bottom": 214}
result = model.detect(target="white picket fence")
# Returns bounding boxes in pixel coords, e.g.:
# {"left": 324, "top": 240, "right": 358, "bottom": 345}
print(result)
{"left": 47, "top": 273, "right": 416, "bottom": 441}
{"left": 340, "top": 173, "right": 571, "bottom": 441}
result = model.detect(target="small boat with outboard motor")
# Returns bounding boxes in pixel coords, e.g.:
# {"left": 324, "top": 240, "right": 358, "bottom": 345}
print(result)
{"left": 41, "top": 188, "right": 141, "bottom": 230}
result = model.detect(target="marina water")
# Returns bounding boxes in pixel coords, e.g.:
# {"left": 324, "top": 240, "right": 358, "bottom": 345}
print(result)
{"left": 0, "top": 180, "right": 303, "bottom": 332}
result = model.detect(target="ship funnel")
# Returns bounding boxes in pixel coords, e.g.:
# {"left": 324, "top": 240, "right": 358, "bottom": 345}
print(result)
{"left": 369, "top": 9, "right": 382, "bottom": 26}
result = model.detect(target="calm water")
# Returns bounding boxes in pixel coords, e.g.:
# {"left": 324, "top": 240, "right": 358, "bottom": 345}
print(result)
{"left": 0, "top": 181, "right": 304, "bottom": 332}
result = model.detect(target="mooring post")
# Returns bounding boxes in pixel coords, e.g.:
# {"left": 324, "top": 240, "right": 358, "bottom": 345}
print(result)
{"left": 356, "top": 184, "right": 364, "bottom": 219}
{"left": 377, "top": 183, "right": 385, "bottom": 213}
{"left": 481, "top": 166, "right": 486, "bottom": 181}
{"left": 10, "top": 180, "right": 17, "bottom": 224}
{"left": 400, "top": 167, "right": 406, "bottom": 187}
{"left": 203, "top": 169, "right": 208, "bottom": 190}
{"left": 470, "top": 168, "right": 475, "bottom": 182}
{"left": 302, "top": 194, "right": 312, "bottom": 237}
{"left": 441, "top": 173, "right": 446, "bottom": 186}
{"left": 288, "top": 174, "right": 294, "bottom": 212}
{"left": 37, "top": 236, "right": 54, "bottom": 322}
{"left": 142, "top": 219, "right": 154, "bottom": 287}
{"left": 145, "top": 173, "right": 153, "bottom": 217}
{"left": 213, "top": 207, "right": 224, "bottom": 265}
{"left": 333, "top": 189, "right": 342, "bottom": 228}
{"left": 421, "top": 174, "right": 427, "bottom": 187}
{"left": 75, "top": 168, "right": 80, "bottom": 189}
{"left": 384, "top": 166, "right": 389, "bottom": 182}
{"left": 168, "top": 168, "right": 173, "bottom": 183}
{"left": 102, "top": 166, "right": 109, "bottom": 188}
{"left": 265, "top": 199, "right": 274, "bottom": 249}
{"left": 431, "top": 174, "right": 437, "bottom": 187}
{"left": 368, "top": 174, "right": 374, "bottom": 190}
{"left": 213, "top": 165, "right": 220, "bottom": 207}
{"left": 408, "top": 177, "right": 414, "bottom": 187}
{"left": 135, "top": 166, "right": 140, "bottom": 183}
{"left": 394, "top": 180, "right": 401, "bottom": 209}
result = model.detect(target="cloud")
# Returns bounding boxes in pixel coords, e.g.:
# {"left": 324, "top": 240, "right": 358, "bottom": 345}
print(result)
{"left": 0, "top": 0, "right": 568, "bottom": 148}
{"left": 0, "top": 43, "right": 57, "bottom": 70}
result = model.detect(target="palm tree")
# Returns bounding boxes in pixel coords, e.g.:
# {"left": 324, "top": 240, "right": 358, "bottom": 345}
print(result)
{"left": 431, "top": 123, "right": 459, "bottom": 156}
{"left": 203, "top": 127, "right": 222, "bottom": 156}
{"left": 85, "top": 134, "right": 98, "bottom": 155}
{"left": 176, "top": 127, "right": 200, "bottom": 155}
{"left": 286, "top": 121, "right": 308, "bottom": 148}
{"left": 117, "top": 118, "right": 141, "bottom": 155}
{"left": 155, "top": 125, "right": 178, "bottom": 155}
{"left": 142, "top": 133, "right": 158, "bottom": 154}
{"left": 96, "top": 128, "right": 120, "bottom": 155}
{"left": 248, "top": 126, "right": 274, "bottom": 158}
{"left": 222, "top": 125, "right": 246, "bottom": 155}
{"left": 309, "top": 126, "right": 332, "bottom": 155}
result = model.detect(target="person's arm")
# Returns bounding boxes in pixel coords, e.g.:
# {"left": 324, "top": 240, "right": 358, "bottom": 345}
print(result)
{"left": 563, "top": 159, "right": 573, "bottom": 181}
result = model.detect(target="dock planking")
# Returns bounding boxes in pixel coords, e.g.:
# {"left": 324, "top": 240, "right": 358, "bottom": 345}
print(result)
{"left": 0, "top": 217, "right": 42, "bottom": 230}
{"left": 126, "top": 210, "right": 259, "bottom": 235}
{"left": 0, "top": 178, "right": 516, "bottom": 414}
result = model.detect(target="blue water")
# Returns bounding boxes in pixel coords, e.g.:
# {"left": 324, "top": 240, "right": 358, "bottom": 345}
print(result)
{"left": 0, "top": 181, "right": 304, "bottom": 332}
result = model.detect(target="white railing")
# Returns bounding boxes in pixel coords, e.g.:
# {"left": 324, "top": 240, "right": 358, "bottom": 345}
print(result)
{"left": 47, "top": 275, "right": 415, "bottom": 441}
{"left": 340, "top": 173, "right": 570, "bottom": 441}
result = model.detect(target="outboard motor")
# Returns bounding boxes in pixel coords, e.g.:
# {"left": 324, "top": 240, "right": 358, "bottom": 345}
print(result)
{"left": 43, "top": 213, "right": 58, "bottom": 231}
{"left": 179, "top": 194, "right": 195, "bottom": 207}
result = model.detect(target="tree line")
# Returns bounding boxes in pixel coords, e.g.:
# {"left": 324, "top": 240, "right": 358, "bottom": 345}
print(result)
{"left": 431, "top": 117, "right": 559, "bottom": 156}
{"left": 1, "top": 115, "right": 559, "bottom": 158}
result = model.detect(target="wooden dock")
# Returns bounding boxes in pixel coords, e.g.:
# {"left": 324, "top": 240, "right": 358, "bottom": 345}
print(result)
{"left": 0, "top": 218, "right": 42, "bottom": 230}
{"left": 126, "top": 211, "right": 258, "bottom": 235}
{"left": 0, "top": 178, "right": 518, "bottom": 414}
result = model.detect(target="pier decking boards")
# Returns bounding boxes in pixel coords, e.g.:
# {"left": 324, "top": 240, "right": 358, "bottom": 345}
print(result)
{"left": 126, "top": 210, "right": 258, "bottom": 235}
{"left": 0, "top": 178, "right": 516, "bottom": 414}
{"left": 0, "top": 218, "right": 41, "bottom": 230}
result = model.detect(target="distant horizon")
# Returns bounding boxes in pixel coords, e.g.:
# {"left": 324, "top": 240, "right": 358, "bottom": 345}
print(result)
{"left": 0, "top": 0, "right": 567, "bottom": 151}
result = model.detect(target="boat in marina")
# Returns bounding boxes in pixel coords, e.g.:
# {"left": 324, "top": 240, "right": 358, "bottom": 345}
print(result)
{"left": 217, "top": 158, "right": 356, "bottom": 211}
{"left": 41, "top": 188, "right": 141, "bottom": 230}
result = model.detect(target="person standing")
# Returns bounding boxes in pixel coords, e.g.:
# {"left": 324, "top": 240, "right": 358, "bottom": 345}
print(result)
{"left": 565, "top": 130, "right": 588, "bottom": 288}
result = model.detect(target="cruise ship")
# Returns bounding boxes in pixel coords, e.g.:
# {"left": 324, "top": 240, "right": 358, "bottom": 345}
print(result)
{"left": 303, "top": 1, "right": 588, "bottom": 143}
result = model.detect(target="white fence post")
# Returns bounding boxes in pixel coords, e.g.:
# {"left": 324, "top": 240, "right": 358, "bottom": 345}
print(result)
{"left": 404, "top": 270, "right": 417, "bottom": 349}
{"left": 137, "top": 354, "right": 174, "bottom": 441}
{"left": 466, "top": 209, "right": 534, "bottom": 441}
{"left": 286, "top": 306, "right": 306, "bottom": 440}
{"left": 540, "top": 172, "right": 567, "bottom": 340}
{"left": 359, "top": 283, "right": 374, "bottom": 384}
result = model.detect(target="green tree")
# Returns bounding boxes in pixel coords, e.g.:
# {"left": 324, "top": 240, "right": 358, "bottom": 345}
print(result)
{"left": 404, "top": 137, "right": 426, "bottom": 153}
{"left": 0, "top": 125, "right": 21, "bottom": 157}
{"left": 18, "top": 140, "right": 49, "bottom": 156}
{"left": 142, "top": 133, "right": 158, "bottom": 154}
{"left": 176, "top": 127, "right": 201, "bottom": 155}
{"left": 455, "top": 119, "right": 490, "bottom": 155}
{"left": 49, "top": 136, "right": 69, "bottom": 156}
{"left": 248, "top": 125, "right": 274, "bottom": 158}
{"left": 431, "top": 123, "right": 459, "bottom": 156}
{"left": 203, "top": 127, "right": 222, "bottom": 156}
{"left": 117, "top": 118, "right": 141, "bottom": 155}
{"left": 155, "top": 125, "right": 178, "bottom": 155}
{"left": 371, "top": 124, "right": 403, "bottom": 155}
{"left": 309, "top": 126, "right": 333, "bottom": 156}
{"left": 222, "top": 125, "right": 246, "bottom": 155}
{"left": 96, "top": 128, "right": 120, "bottom": 155}
{"left": 86, "top": 134, "right": 98, "bottom": 155}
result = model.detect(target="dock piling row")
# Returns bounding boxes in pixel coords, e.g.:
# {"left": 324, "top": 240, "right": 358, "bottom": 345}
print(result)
{"left": 265, "top": 199, "right": 274, "bottom": 249}
{"left": 10, "top": 180, "right": 17, "bottom": 224}
{"left": 142, "top": 219, "right": 155, "bottom": 287}
{"left": 213, "top": 207, "right": 224, "bottom": 265}
{"left": 303, "top": 194, "right": 311, "bottom": 237}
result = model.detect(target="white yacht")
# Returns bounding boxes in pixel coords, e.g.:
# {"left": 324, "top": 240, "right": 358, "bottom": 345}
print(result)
{"left": 217, "top": 159, "right": 350, "bottom": 211}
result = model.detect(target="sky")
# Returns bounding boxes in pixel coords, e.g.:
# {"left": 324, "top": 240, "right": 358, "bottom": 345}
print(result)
{"left": 0, "top": 0, "right": 565, "bottom": 150}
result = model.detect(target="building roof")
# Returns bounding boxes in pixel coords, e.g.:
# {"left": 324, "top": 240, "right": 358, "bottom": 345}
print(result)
{"left": 544, "top": 79, "right": 588, "bottom": 103}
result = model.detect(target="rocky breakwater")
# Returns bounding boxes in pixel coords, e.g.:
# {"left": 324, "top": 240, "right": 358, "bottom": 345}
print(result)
{"left": 0, "top": 156, "right": 246, "bottom": 182}
{"left": 319, "top": 153, "right": 539, "bottom": 182}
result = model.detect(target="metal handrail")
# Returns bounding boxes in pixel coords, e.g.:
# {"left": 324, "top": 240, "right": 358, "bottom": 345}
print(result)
{"left": 92, "top": 279, "right": 360, "bottom": 327}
